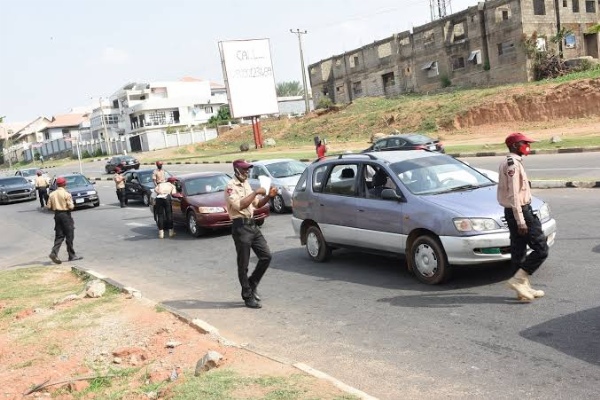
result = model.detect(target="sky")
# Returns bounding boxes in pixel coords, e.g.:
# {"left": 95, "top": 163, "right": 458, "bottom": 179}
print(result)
{"left": 0, "top": 0, "right": 474, "bottom": 122}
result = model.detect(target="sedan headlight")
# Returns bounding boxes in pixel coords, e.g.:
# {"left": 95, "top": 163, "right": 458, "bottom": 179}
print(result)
{"left": 453, "top": 218, "right": 499, "bottom": 232}
{"left": 538, "top": 203, "right": 550, "bottom": 221}
{"left": 198, "top": 206, "right": 225, "bottom": 214}
{"left": 87, "top": 190, "right": 97, "bottom": 195}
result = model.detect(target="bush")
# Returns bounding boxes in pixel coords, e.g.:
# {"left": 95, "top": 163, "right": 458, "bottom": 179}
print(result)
{"left": 440, "top": 75, "right": 451, "bottom": 88}
{"left": 81, "top": 150, "right": 92, "bottom": 159}
{"left": 316, "top": 97, "right": 333, "bottom": 110}
{"left": 93, "top": 148, "right": 104, "bottom": 157}
{"left": 34, "top": 152, "right": 40, "bottom": 161}
{"left": 419, "top": 118, "right": 438, "bottom": 132}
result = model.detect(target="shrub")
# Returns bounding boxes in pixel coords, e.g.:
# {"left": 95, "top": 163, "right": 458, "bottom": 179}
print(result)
{"left": 34, "top": 152, "right": 40, "bottom": 161}
{"left": 93, "top": 148, "right": 104, "bottom": 157}
{"left": 81, "top": 150, "right": 92, "bottom": 159}
{"left": 316, "top": 97, "right": 333, "bottom": 110}
{"left": 419, "top": 118, "right": 438, "bottom": 132}
{"left": 440, "top": 75, "right": 452, "bottom": 88}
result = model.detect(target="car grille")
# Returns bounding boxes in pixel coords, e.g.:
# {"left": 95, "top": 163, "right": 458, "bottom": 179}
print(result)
{"left": 8, "top": 189, "right": 29, "bottom": 195}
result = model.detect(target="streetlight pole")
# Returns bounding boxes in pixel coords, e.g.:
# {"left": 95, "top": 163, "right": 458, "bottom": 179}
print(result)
{"left": 290, "top": 29, "right": 311, "bottom": 114}
{"left": 99, "top": 97, "right": 111, "bottom": 156}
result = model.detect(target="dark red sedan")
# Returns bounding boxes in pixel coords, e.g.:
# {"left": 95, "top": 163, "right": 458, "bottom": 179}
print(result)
{"left": 150, "top": 172, "right": 270, "bottom": 237}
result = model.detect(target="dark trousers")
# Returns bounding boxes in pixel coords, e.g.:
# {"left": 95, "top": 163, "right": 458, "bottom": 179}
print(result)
{"left": 37, "top": 188, "right": 48, "bottom": 207}
{"left": 155, "top": 198, "right": 173, "bottom": 230}
{"left": 51, "top": 212, "right": 76, "bottom": 259}
{"left": 505, "top": 205, "right": 549, "bottom": 275}
{"left": 232, "top": 221, "right": 272, "bottom": 300}
{"left": 116, "top": 188, "right": 126, "bottom": 207}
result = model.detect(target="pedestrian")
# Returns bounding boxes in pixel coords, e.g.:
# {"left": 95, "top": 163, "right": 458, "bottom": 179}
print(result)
{"left": 39, "top": 154, "right": 44, "bottom": 166}
{"left": 226, "top": 159, "right": 277, "bottom": 309}
{"left": 47, "top": 177, "right": 82, "bottom": 264}
{"left": 316, "top": 139, "right": 327, "bottom": 161}
{"left": 34, "top": 170, "right": 49, "bottom": 208}
{"left": 113, "top": 166, "right": 126, "bottom": 208}
{"left": 497, "top": 132, "right": 548, "bottom": 302}
{"left": 154, "top": 177, "right": 178, "bottom": 239}
{"left": 153, "top": 161, "right": 166, "bottom": 185}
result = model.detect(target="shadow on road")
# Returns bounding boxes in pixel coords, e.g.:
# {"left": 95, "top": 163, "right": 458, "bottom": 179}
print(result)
{"left": 377, "top": 292, "right": 525, "bottom": 308}
{"left": 520, "top": 306, "right": 600, "bottom": 367}
{"left": 125, "top": 226, "right": 232, "bottom": 242}
{"left": 161, "top": 299, "right": 245, "bottom": 310}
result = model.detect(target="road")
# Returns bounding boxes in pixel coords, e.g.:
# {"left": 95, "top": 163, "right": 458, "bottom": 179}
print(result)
{"left": 2, "top": 180, "right": 599, "bottom": 399}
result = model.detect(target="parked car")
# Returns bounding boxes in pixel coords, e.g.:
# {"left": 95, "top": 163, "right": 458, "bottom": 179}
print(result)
{"left": 105, "top": 155, "right": 140, "bottom": 174}
{"left": 363, "top": 134, "right": 444, "bottom": 153}
{"left": 0, "top": 177, "right": 36, "bottom": 204}
{"left": 15, "top": 168, "right": 48, "bottom": 185}
{"left": 291, "top": 151, "right": 556, "bottom": 284}
{"left": 249, "top": 159, "right": 307, "bottom": 213}
{"left": 149, "top": 172, "right": 270, "bottom": 237}
{"left": 122, "top": 168, "right": 172, "bottom": 206}
{"left": 49, "top": 174, "right": 100, "bottom": 208}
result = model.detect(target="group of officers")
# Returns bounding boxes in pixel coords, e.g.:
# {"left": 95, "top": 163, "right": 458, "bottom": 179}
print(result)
{"left": 38, "top": 132, "right": 549, "bottom": 308}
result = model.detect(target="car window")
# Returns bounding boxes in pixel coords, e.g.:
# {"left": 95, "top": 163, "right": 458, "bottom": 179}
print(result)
{"left": 184, "top": 175, "right": 230, "bottom": 196}
{"left": 387, "top": 138, "right": 406, "bottom": 148}
{"left": 361, "top": 165, "right": 398, "bottom": 200}
{"left": 406, "top": 134, "right": 433, "bottom": 144}
{"left": 323, "top": 164, "right": 358, "bottom": 196}
{"left": 125, "top": 172, "right": 134, "bottom": 182}
{"left": 373, "top": 139, "right": 387, "bottom": 150}
{"left": 255, "top": 166, "right": 269, "bottom": 178}
{"left": 312, "top": 165, "right": 328, "bottom": 193}
{"left": 295, "top": 169, "right": 308, "bottom": 192}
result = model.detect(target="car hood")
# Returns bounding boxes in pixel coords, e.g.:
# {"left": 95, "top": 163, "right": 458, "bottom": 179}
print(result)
{"left": 186, "top": 191, "right": 228, "bottom": 207}
{"left": 420, "top": 185, "right": 544, "bottom": 217}
{"left": 273, "top": 175, "right": 301, "bottom": 187}
{"left": 67, "top": 185, "right": 95, "bottom": 195}
{"left": 0, "top": 183, "right": 32, "bottom": 190}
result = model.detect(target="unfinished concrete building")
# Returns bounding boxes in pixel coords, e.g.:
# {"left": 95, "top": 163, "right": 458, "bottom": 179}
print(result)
{"left": 309, "top": 0, "right": 600, "bottom": 104}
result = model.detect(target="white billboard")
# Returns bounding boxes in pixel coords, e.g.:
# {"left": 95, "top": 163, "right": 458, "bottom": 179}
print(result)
{"left": 219, "top": 39, "right": 279, "bottom": 119}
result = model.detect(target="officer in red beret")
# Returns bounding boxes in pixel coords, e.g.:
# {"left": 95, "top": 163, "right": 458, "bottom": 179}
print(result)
{"left": 497, "top": 133, "right": 548, "bottom": 301}
{"left": 46, "top": 177, "right": 82, "bottom": 264}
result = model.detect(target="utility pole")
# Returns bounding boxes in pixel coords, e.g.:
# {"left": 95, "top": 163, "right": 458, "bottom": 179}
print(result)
{"left": 290, "top": 29, "right": 311, "bottom": 114}
{"left": 98, "top": 97, "right": 111, "bottom": 155}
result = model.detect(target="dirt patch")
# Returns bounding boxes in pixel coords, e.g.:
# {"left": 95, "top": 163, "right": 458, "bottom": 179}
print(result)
{"left": 0, "top": 266, "right": 358, "bottom": 399}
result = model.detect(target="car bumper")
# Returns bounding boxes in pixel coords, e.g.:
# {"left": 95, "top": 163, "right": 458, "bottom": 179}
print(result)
{"left": 73, "top": 195, "right": 99, "bottom": 207}
{"left": 121, "top": 164, "right": 139, "bottom": 171}
{"left": 292, "top": 216, "right": 302, "bottom": 237}
{"left": 440, "top": 218, "right": 557, "bottom": 265}
{"left": 0, "top": 191, "right": 37, "bottom": 203}
{"left": 196, "top": 208, "right": 270, "bottom": 229}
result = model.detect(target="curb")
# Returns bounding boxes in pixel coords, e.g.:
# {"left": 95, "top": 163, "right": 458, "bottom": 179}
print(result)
{"left": 447, "top": 146, "right": 600, "bottom": 158}
{"left": 69, "top": 265, "right": 379, "bottom": 400}
{"left": 530, "top": 180, "right": 600, "bottom": 189}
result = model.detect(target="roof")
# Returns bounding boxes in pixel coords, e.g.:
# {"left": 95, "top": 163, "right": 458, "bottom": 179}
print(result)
{"left": 45, "top": 114, "right": 86, "bottom": 129}
{"left": 180, "top": 77, "right": 225, "bottom": 89}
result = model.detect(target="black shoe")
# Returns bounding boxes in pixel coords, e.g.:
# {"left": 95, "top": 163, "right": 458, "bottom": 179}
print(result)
{"left": 68, "top": 255, "right": 83, "bottom": 262}
{"left": 49, "top": 254, "right": 62, "bottom": 264}
{"left": 244, "top": 297, "right": 262, "bottom": 309}
{"left": 250, "top": 284, "right": 261, "bottom": 301}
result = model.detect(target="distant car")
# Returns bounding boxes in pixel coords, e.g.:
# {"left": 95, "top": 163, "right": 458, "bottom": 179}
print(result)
{"left": 122, "top": 168, "right": 172, "bottom": 206}
{"left": 363, "top": 134, "right": 444, "bottom": 153}
{"left": 149, "top": 172, "right": 270, "bottom": 237}
{"left": 0, "top": 177, "right": 36, "bottom": 204}
{"left": 105, "top": 155, "right": 140, "bottom": 174}
{"left": 249, "top": 159, "right": 308, "bottom": 213}
{"left": 49, "top": 174, "right": 100, "bottom": 208}
{"left": 15, "top": 168, "right": 48, "bottom": 185}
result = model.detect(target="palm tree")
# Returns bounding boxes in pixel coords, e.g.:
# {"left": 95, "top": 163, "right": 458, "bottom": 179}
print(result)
{"left": 276, "top": 81, "right": 304, "bottom": 97}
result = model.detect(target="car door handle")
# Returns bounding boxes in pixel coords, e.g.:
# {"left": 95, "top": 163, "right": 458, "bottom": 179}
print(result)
{"left": 319, "top": 203, "right": 325, "bottom": 207}
{"left": 357, "top": 209, "right": 365, "bottom": 212}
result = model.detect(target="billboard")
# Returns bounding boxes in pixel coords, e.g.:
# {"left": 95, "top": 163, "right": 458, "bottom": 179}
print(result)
{"left": 219, "top": 39, "right": 279, "bottom": 119}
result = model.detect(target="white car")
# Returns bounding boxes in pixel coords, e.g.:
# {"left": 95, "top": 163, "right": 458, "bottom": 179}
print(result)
{"left": 15, "top": 168, "right": 47, "bottom": 186}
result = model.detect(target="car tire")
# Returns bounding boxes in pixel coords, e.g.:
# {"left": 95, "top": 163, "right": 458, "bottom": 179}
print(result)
{"left": 410, "top": 234, "right": 450, "bottom": 285}
{"left": 143, "top": 193, "right": 150, "bottom": 206}
{"left": 305, "top": 225, "right": 331, "bottom": 262}
{"left": 187, "top": 211, "right": 204, "bottom": 237}
{"left": 93, "top": 201, "right": 100, "bottom": 208}
{"left": 272, "top": 194, "right": 286, "bottom": 214}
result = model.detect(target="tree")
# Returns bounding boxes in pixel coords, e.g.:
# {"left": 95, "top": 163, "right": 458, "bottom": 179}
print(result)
{"left": 588, "top": 24, "right": 600, "bottom": 34}
{"left": 276, "top": 81, "right": 304, "bottom": 97}
{"left": 208, "top": 105, "right": 231, "bottom": 126}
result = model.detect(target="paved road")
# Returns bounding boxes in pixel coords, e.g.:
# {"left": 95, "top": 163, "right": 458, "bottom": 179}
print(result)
{"left": 2, "top": 185, "right": 599, "bottom": 399}
{"left": 3, "top": 151, "right": 600, "bottom": 180}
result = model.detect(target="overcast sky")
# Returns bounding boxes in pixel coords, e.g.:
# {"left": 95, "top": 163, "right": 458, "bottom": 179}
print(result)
{"left": 0, "top": 0, "right": 474, "bottom": 122}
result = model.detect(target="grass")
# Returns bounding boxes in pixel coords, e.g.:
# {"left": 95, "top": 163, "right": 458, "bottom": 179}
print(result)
{"left": 445, "top": 135, "right": 600, "bottom": 154}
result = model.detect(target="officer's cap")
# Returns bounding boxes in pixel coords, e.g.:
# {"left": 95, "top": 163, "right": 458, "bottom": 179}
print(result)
{"left": 505, "top": 132, "right": 536, "bottom": 147}
{"left": 233, "top": 159, "right": 253, "bottom": 170}
{"left": 56, "top": 177, "right": 67, "bottom": 186}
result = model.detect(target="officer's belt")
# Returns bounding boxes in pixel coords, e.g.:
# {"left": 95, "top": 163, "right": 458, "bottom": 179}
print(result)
{"left": 232, "top": 218, "right": 255, "bottom": 227}
{"left": 54, "top": 210, "right": 71, "bottom": 214}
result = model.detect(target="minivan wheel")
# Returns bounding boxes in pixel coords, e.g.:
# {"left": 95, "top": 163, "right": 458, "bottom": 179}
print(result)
{"left": 305, "top": 226, "right": 331, "bottom": 262}
{"left": 187, "top": 211, "right": 204, "bottom": 237}
{"left": 410, "top": 235, "right": 450, "bottom": 285}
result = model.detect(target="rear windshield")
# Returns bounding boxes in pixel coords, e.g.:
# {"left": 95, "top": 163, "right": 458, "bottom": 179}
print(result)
{"left": 0, "top": 177, "right": 28, "bottom": 186}
{"left": 405, "top": 134, "right": 434, "bottom": 144}
{"left": 21, "top": 169, "right": 38, "bottom": 177}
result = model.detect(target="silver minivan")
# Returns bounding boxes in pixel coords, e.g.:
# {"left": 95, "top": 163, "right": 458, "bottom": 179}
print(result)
{"left": 291, "top": 151, "right": 556, "bottom": 284}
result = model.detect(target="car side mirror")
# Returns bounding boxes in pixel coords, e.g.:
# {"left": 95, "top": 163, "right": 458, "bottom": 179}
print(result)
{"left": 91, "top": 181, "right": 96, "bottom": 185}
{"left": 381, "top": 188, "right": 403, "bottom": 202}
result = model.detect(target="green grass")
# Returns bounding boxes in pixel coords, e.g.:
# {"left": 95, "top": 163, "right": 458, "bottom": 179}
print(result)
{"left": 446, "top": 135, "right": 600, "bottom": 154}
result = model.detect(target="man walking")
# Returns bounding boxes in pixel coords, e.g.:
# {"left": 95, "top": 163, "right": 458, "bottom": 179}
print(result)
{"left": 47, "top": 177, "right": 82, "bottom": 264}
{"left": 154, "top": 177, "right": 177, "bottom": 239}
{"left": 113, "top": 167, "right": 126, "bottom": 208}
{"left": 153, "top": 161, "right": 166, "bottom": 185}
{"left": 34, "top": 170, "right": 49, "bottom": 208}
{"left": 498, "top": 132, "right": 548, "bottom": 301}
{"left": 226, "top": 160, "right": 277, "bottom": 309}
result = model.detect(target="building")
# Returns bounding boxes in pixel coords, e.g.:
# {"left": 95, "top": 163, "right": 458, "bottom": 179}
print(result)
{"left": 41, "top": 113, "right": 88, "bottom": 141}
{"left": 309, "top": 0, "right": 600, "bottom": 104}
{"left": 277, "top": 96, "right": 315, "bottom": 115}
{"left": 11, "top": 117, "right": 51, "bottom": 144}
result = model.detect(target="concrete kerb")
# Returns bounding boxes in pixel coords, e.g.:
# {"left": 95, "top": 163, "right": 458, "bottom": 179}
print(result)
{"left": 68, "top": 265, "right": 379, "bottom": 400}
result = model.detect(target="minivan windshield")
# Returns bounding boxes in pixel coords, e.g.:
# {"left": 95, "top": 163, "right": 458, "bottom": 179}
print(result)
{"left": 265, "top": 161, "right": 307, "bottom": 178}
{"left": 390, "top": 156, "right": 494, "bottom": 195}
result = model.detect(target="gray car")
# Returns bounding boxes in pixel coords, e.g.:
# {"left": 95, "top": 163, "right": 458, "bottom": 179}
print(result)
{"left": 249, "top": 159, "right": 307, "bottom": 213}
{"left": 291, "top": 151, "right": 557, "bottom": 284}
{"left": 0, "top": 177, "right": 37, "bottom": 204}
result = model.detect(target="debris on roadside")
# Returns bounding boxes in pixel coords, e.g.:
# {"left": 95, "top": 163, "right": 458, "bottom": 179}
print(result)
{"left": 83, "top": 279, "right": 106, "bottom": 298}
{"left": 53, "top": 294, "right": 81, "bottom": 306}
{"left": 165, "top": 341, "right": 182, "bottom": 349}
{"left": 194, "top": 351, "right": 223, "bottom": 376}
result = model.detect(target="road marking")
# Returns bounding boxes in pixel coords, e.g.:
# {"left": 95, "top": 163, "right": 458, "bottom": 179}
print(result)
{"left": 126, "top": 222, "right": 154, "bottom": 227}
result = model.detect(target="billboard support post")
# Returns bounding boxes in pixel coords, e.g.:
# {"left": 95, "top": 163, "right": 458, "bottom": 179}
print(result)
{"left": 251, "top": 117, "right": 263, "bottom": 149}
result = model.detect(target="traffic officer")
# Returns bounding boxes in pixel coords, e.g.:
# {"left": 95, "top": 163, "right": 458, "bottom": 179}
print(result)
{"left": 153, "top": 161, "right": 166, "bottom": 185}
{"left": 34, "top": 170, "right": 49, "bottom": 208}
{"left": 154, "top": 177, "right": 178, "bottom": 239}
{"left": 497, "top": 132, "right": 548, "bottom": 302}
{"left": 226, "top": 159, "right": 277, "bottom": 309}
{"left": 47, "top": 177, "right": 82, "bottom": 264}
{"left": 113, "top": 166, "right": 126, "bottom": 208}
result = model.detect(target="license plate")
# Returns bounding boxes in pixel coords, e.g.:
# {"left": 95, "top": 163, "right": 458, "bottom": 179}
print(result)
{"left": 428, "top": 145, "right": 436, "bottom": 150}
{"left": 75, "top": 198, "right": 84, "bottom": 204}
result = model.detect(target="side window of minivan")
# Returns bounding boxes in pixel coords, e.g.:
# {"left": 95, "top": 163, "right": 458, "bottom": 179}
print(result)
{"left": 323, "top": 164, "right": 358, "bottom": 196}
{"left": 296, "top": 169, "right": 308, "bottom": 192}
{"left": 312, "top": 165, "right": 328, "bottom": 193}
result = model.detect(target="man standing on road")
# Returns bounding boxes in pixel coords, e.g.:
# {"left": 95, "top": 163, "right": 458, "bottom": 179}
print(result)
{"left": 34, "top": 170, "right": 49, "bottom": 208}
{"left": 113, "top": 167, "right": 126, "bottom": 208}
{"left": 226, "top": 160, "right": 277, "bottom": 309}
{"left": 47, "top": 177, "right": 82, "bottom": 264}
{"left": 498, "top": 132, "right": 548, "bottom": 301}
{"left": 153, "top": 161, "right": 166, "bottom": 185}
{"left": 154, "top": 177, "right": 177, "bottom": 239}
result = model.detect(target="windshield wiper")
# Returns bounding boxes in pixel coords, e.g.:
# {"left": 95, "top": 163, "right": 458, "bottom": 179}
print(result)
{"left": 437, "top": 184, "right": 482, "bottom": 194}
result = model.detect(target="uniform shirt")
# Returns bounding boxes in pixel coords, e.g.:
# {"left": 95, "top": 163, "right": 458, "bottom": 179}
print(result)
{"left": 497, "top": 154, "right": 531, "bottom": 227}
{"left": 153, "top": 169, "right": 166, "bottom": 184}
{"left": 155, "top": 182, "right": 177, "bottom": 198}
{"left": 35, "top": 176, "right": 49, "bottom": 189}
{"left": 113, "top": 174, "right": 125, "bottom": 189}
{"left": 47, "top": 187, "right": 74, "bottom": 211}
{"left": 226, "top": 177, "right": 259, "bottom": 219}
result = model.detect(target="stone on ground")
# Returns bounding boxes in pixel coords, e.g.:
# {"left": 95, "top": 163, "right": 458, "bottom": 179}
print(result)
{"left": 84, "top": 280, "right": 106, "bottom": 298}
{"left": 195, "top": 351, "right": 223, "bottom": 376}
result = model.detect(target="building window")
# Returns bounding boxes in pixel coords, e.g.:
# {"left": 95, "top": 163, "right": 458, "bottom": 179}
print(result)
{"left": 62, "top": 128, "right": 71, "bottom": 139}
{"left": 573, "top": 0, "right": 580, "bottom": 11}
{"left": 452, "top": 56, "right": 466, "bottom": 70}
{"left": 353, "top": 56, "right": 359, "bottom": 68}
{"left": 536, "top": 38, "right": 547, "bottom": 52}
{"left": 382, "top": 72, "right": 395, "bottom": 88}
{"left": 423, "top": 30, "right": 435, "bottom": 45}
{"left": 112, "top": 99, "right": 119, "bottom": 109}
{"left": 534, "top": 0, "right": 546, "bottom": 14}
{"left": 352, "top": 81, "right": 363, "bottom": 96}
{"left": 148, "top": 111, "right": 166, "bottom": 126}
{"left": 497, "top": 42, "right": 516, "bottom": 56}
{"left": 565, "top": 33, "right": 577, "bottom": 48}
{"left": 399, "top": 37, "right": 410, "bottom": 46}
{"left": 205, "top": 106, "right": 214, "bottom": 114}
{"left": 563, "top": 0, "right": 567, "bottom": 6}
{"left": 496, "top": 6, "right": 511, "bottom": 22}
{"left": 335, "top": 59, "right": 342, "bottom": 67}
{"left": 453, "top": 23, "right": 466, "bottom": 42}
{"left": 468, "top": 50, "right": 483, "bottom": 64}
{"left": 421, "top": 61, "right": 439, "bottom": 77}
{"left": 586, "top": 0, "right": 596, "bottom": 11}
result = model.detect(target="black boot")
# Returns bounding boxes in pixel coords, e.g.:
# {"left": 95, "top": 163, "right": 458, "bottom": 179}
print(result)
{"left": 244, "top": 297, "right": 262, "bottom": 309}
{"left": 250, "top": 282, "right": 261, "bottom": 301}
{"left": 49, "top": 254, "right": 62, "bottom": 264}
{"left": 68, "top": 255, "right": 83, "bottom": 261}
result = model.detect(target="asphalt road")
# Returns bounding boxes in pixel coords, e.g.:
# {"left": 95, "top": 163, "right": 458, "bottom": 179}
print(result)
{"left": 2, "top": 184, "right": 599, "bottom": 399}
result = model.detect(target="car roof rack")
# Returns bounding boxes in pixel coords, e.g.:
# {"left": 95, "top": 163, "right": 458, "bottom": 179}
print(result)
{"left": 336, "top": 153, "right": 378, "bottom": 160}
